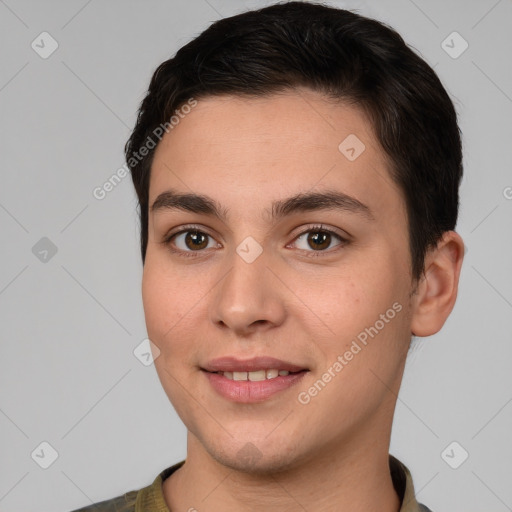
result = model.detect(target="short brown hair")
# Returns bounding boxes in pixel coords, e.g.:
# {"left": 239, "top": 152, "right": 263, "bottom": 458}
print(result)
{"left": 125, "top": 1, "right": 463, "bottom": 280}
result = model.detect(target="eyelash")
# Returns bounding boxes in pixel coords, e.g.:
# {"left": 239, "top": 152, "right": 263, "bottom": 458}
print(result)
{"left": 161, "top": 224, "right": 349, "bottom": 259}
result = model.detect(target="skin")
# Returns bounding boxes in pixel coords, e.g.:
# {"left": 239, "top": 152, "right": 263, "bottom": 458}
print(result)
{"left": 142, "top": 87, "right": 464, "bottom": 511}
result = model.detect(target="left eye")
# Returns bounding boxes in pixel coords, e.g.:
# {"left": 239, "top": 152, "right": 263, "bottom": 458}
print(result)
{"left": 291, "top": 228, "right": 346, "bottom": 253}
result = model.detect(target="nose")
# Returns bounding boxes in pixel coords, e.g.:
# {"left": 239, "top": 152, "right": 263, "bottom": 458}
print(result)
{"left": 210, "top": 246, "right": 287, "bottom": 336}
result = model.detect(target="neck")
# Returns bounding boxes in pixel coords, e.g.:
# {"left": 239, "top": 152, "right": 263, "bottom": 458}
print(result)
{"left": 163, "top": 428, "right": 401, "bottom": 512}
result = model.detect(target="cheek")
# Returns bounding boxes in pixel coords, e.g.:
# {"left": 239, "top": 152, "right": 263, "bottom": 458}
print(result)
{"left": 313, "top": 253, "right": 411, "bottom": 365}
{"left": 315, "top": 264, "right": 395, "bottom": 330}
{"left": 142, "top": 262, "right": 202, "bottom": 411}
{"left": 142, "top": 260, "right": 196, "bottom": 355}
{"left": 306, "top": 280, "right": 409, "bottom": 420}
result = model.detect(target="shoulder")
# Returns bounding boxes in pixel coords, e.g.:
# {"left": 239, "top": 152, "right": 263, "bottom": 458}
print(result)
{"left": 67, "top": 460, "right": 185, "bottom": 512}
{"left": 389, "top": 455, "right": 434, "bottom": 512}
{"left": 69, "top": 490, "right": 138, "bottom": 512}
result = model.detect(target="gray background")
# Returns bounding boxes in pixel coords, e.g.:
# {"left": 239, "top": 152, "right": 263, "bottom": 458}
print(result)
{"left": 0, "top": 0, "right": 511, "bottom": 510}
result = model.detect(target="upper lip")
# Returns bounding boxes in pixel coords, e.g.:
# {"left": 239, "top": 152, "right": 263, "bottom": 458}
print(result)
{"left": 202, "top": 356, "right": 308, "bottom": 373}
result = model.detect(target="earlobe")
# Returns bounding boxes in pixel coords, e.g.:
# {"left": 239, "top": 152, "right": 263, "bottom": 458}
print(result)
{"left": 410, "top": 231, "right": 465, "bottom": 337}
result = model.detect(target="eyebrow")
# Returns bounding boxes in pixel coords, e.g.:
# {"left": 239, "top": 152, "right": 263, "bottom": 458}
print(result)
{"left": 150, "top": 188, "right": 374, "bottom": 222}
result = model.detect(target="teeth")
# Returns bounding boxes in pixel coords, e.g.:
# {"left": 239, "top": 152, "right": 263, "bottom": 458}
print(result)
{"left": 248, "top": 370, "right": 266, "bottom": 381}
{"left": 219, "top": 369, "right": 293, "bottom": 381}
{"left": 266, "top": 369, "right": 279, "bottom": 379}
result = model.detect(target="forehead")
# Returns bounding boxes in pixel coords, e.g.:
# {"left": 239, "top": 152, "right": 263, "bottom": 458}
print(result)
{"left": 149, "top": 89, "right": 404, "bottom": 223}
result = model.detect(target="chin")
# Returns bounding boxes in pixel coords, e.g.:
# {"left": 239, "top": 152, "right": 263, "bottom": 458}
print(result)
{"left": 214, "top": 450, "right": 291, "bottom": 475}
{"left": 205, "top": 437, "right": 309, "bottom": 476}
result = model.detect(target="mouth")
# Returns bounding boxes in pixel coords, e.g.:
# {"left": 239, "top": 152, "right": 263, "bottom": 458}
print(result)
{"left": 201, "top": 355, "right": 308, "bottom": 373}
{"left": 201, "top": 356, "right": 309, "bottom": 403}
{"left": 207, "top": 368, "right": 305, "bottom": 381}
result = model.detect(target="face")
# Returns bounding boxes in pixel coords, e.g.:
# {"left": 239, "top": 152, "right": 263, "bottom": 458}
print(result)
{"left": 142, "top": 88, "right": 416, "bottom": 473}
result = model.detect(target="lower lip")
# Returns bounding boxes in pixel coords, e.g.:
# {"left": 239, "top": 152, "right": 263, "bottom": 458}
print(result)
{"left": 203, "top": 370, "right": 308, "bottom": 403}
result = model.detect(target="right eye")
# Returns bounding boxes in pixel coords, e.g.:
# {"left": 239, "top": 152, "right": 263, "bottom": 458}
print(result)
{"left": 162, "top": 226, "right": 221, "bottom": 258}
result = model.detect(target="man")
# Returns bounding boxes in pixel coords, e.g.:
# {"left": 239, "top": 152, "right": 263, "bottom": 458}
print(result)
{"left": 72, "top": 2, "right": 464, "bottom": 510}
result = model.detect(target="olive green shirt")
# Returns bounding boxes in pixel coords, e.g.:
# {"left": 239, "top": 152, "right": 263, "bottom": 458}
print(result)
{"left": 70, "top": 455, "right": 432, "bottom": 511}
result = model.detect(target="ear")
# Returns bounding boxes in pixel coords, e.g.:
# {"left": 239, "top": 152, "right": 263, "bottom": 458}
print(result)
{"left": 410, "top": 231, "right": 465, "bottom": 337}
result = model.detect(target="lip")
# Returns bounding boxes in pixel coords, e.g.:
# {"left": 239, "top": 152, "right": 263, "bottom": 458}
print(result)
{"left": 201, "top": 356, "right": 309, "bottom": 403}
{"left": 202, "top": 356, "right": 307, "bottom": 373}
{"left": 203, "top": 370, "right": 308, "bottom": 403}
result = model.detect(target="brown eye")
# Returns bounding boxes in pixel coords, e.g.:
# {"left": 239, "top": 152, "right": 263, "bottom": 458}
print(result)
{"left": 307, "top": 231, "right": 331, "bottom": 250}
{"left": 165, "top": 229, "right": 218, "bottom": 255}
{"left": 184, "top": 231, "right": 209, "bottom": 250}
{"left": 291, "top": 226, "right": 347, "bottom": 256}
